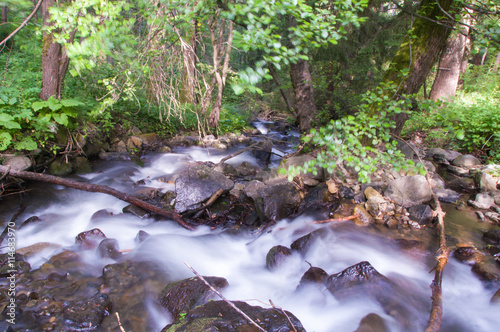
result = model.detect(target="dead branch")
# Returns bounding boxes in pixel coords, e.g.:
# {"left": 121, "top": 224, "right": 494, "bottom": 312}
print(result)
{"left": 0, "top": 165, "right": 195, "bottom": 231}
{"left": 313, "top": 214, "right": 360, "bottom": 224}
{"left": 184, "top": 262, "right": 266, "bottom": 332}
{"left": 115, "top": 312, "right": 127, "bottom": 332}
{"left": 269, "top": 299, "right": 298, "bottom": 332}
{"left": 391, "top": 135, "right": 449, "bottom": 332}
{"left": 216, "top": 141, "right": 262, "bottom": 165}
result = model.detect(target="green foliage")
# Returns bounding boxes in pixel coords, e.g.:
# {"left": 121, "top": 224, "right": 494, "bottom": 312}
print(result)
{"left": 217, "top": 105, "right": 252, "bottom": 134}
{"left": 405, "top": 65, "right": 500, "bottom": 162}
{"left": 288, "top": 84, "right": 425, "bottom": 183}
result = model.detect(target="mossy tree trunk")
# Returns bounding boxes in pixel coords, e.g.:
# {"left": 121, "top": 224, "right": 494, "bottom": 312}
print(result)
{"left": 381, "top": 0, "right": 456, "bottom": 134}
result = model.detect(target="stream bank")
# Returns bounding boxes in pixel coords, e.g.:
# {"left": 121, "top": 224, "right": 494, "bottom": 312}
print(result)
{"left": 1, "top": 120, "right": 500, "bottom": 331}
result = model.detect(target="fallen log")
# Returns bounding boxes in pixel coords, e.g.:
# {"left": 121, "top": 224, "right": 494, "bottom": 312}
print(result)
{"left": 0, "top": 165, "right": 195, "bottom": 231}
{"left": 313, "top": 214, "right": 360, "bottom": 224}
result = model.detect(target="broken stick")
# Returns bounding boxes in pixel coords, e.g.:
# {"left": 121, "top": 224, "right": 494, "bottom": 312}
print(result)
{"left": 0, "top": 165, "right": 195, "bottom": 231}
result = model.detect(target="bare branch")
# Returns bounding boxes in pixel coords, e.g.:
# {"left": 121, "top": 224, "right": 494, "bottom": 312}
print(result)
{"left": 0, "top": 0, "right": 43, "bottom": 49}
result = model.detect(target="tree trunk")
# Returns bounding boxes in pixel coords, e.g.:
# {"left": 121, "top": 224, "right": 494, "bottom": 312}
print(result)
{"left": 1, "top": 6, "right": 7, "bottom": 23}
{"left": 290, "top": 58, "right": 318, "bottom": 132}
{"left": 381, "top": 0, "right": 456, "bottom": 133}
{"left": 493, "top": 51, "right": 500, "bottom": 73}
{"left": 40, "top": 0, "right": 72, "bottom": 100}
{"left": 429, "top": 19, "right": 470, "bottom": 101}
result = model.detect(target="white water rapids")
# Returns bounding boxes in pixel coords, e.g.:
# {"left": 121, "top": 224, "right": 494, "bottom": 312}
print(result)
{"left": 3, "top": 145, "right": 500, "bottom": 332}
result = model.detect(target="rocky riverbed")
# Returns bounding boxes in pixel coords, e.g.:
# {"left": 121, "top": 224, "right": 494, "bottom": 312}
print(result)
{"left": 1, "top": 121, "right": 500, "bottom": 331}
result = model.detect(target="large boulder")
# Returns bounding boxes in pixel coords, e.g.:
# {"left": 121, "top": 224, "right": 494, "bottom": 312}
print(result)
{"left": 474, "top": 171, "right": 498, "bottom": 193}
{"left": 451, "top": 154, "right": 481, "bottom": 167}
{"left": 384, "top": 175, "right": 432, "bottom": 208}
{"left": 162, "top": 300, "right": 306, "bottom": 332}
{"left": 174, "top": 163, "right": 234, "bottom": 213}
{"left": 469, "top": 193, "right": 495, "bottom": 210}
{"left": 252, "top": 179, "right": 302, "bottom": 220}
{"left": 2, "top": 155, "right": 32, "bottom": 171}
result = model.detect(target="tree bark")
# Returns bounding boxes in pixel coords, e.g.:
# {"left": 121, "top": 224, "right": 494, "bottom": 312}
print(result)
{"left": 1, "top": 6, "right": 7, "bottom": 24}
{"left": 381, "top": 0, "right": 456, "bottom": 133}
{"left": 429, "top": 18, "right": 470, "bottom": 101}
{"left": 290, "top": 58, "right": 318, "bottom": 132}
{"left": 0, "top": 165, "right": 195, "bottom": 231}
{"left": 40, "top": 0, "right": 73, "bottom": 100}
{"left": 179, "top": 24, "right": 197, "bottom": 104}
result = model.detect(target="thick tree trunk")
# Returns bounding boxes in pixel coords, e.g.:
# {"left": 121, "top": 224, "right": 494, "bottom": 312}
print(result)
{"left": 1, "top": 6, "right": 7, "bottom": 23}
{"left": 429, "top": 20, "right": 470, "bottom": 101}
{"left": 40, "top": 0, "right": 72, "bottom": 100}
{"left": 381, "top": 0, "right": 455, "bottom": 134}
{"left": 290, "top": 59, "right": 318, "bottom": 132}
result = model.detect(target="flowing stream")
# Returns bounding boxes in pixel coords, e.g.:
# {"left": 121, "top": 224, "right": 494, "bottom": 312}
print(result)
{"left": 1, "top": 125, "right": 500, "bottom": 331}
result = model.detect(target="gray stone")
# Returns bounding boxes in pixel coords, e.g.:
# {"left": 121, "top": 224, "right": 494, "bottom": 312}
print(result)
{"left": 253, "top": 179, "right": 301, "bottom": 220}
{"left": 485, "top": 212, "right": 500, "bottom": 223}
{"left": 468, "top": 193, "right": 495, "bottom": 210}
{"left": 446, "top": 165, "right": 470, "bottom": 177}
{"left": 474, "top": 172, "right": 497, "bottom": 193}
{"left": 243, "top": 180, "right": 266, "bottom": 200}
{"left": 451, "top": 154, "right": 482, "bottom": 167}
{"left": 385, "top": 175, "right": 432, "bottom": 208}
{"left": 408, "top": 204, "right": 434, "bottom": 224}
{"left": 2, "top": 155, "right": 32, "bottom": 171}
{"left": 492, "top": 190, "right": 500, "bottom": 205}
{"left": 174, "top": 164, "right": 234, "bottom": 213}
{"left": 434, "top": 188, "right": 460, "bottom": 203}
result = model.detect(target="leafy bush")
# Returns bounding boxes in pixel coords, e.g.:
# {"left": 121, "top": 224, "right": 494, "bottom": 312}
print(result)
{"left": 288, "top": 85, "right": 425, "bottom": 183}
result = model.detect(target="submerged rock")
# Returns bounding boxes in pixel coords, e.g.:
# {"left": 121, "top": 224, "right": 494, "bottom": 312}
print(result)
{"left": 354, "top": 313, "right": 389, "bottom": 332}
{"left": 162, "top": 300, "right": 306, "bottom": 332}
{"left": 266, "top": 245, "right": 293, "bottom": 270}
{"left": 63, "top": 293, "right": 111, "bottom": 330}
{"left": 159, "top": 276, "right": 229, "bottom": 320}
{"left": 491, "top": 288, "right": 500, "bottom": 304}
{"left": 75, "top": 228, "right": 107, "bottom": 250}
{"left": 96, "top": 238, "right": 122, "bottom": 260}
{"left": 297, "top": 266, "right": 329, "bottom": 289}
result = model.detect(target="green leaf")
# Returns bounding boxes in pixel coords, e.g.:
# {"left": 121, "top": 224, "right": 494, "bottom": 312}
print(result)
{"left": 53, "top": 113, "right": 69, "bottom": 126}
{"left": 14, "top": 137, "right": 38, "bottom": 151}
{"left": 32, "top": 101, "right": 48, "bottom": 112}
{"left": 455, "top": 128, "right": 465, "bottom": 140}
{"left": 0, "top": 132, "right": 13, "bottom": 151}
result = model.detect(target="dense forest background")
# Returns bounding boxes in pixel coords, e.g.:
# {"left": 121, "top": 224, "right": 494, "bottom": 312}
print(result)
{"left": 0, "top": 0, "right": 499, "bottom": 167}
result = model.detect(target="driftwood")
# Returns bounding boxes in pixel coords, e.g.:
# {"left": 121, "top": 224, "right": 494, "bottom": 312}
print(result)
{"left": 313, "top": 214, "right": 360, "bottom": 224}
{"left": 0, "top": 165, "right": 195, "bottom": 231}
{"left": 216, "top": 141, "right": 262, "bottom": 165}
{"left": 391, "top": 136, "right": 449, "bottom": 332}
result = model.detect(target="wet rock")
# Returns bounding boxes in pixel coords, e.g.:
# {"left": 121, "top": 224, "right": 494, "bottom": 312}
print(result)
{"left": 447, "top": 178, "right": 475, "bottom": 193}
{"left": 214, "top": 162, "right": 238, "bottom": 177}
{"left": 97, "top": 238, "right": 122, "bottom": 260}
{"left": 20, "top": 215, "right": 41, "bottom": 228}
{"left": 0, "top": 253, "right": 30, "bottom": 277}
{"left": 483, "top": 229, "right": 500, "bottom": 244}
{"left": 355, "top": 313, "right": 389, "bottom": 332}
{"left": 491, "top": 288, "right": 500, "bottom": 304}
{"left": 365, "top": 195, "right": 391, "bottom": 219}
{"left": 254, "top": 180, "right": 301, "bottom": 221}
{"left": 290, "top": 229, "right": 328, "bottom": 256}
{"left": 451, "top": 154, "right": 482, "bottom": 167}
{"left": 297, "top": 266, "right": 328, "bottom": 289}
{"left": 426, "top": 148, "right": 461, "bottom": 162}
{"left": 476, "top": 211, "right": 486, "bottom": 222}
{"left": 243, "top": 180, "right": 266, "bottom": 200}
{"left": 354, "top": 204, "right": 374, "bottom": 226}
{"left": 16, "top": 242, "right": 61, "bottom": 257}
{"left": 339, "top": 186, "right": 356, "bottom": 199}
{"left": 135, "top": 230, "right": 150, "bottom": 243}
{"left": 453, "top": 245, "right": 480, "bottom": 264}
{"left": 282, "top": 154, "right": 324, "bottom": 181}
{"left": 485, "top": 212, "right": 500, "bottom": 223}
{"left": 266, "top": 245, "right": 293, "bottom": 270}
{"left": 408, "top": 204, "right": 433, "bottom": 225}
{"left": 74, "top": 156, "right": 92, "bottom": 174}
{"left": 2, "top": 155, "right": 32, "bottom": 171}
{"left": 162, "top": 300, "right": 306, "bottom": 332}
{"left": 468, "top": 193, "right": 495, "bottom": 210}
{"left": 75, "top": 228, "right": 107, "bottom": 250}
{"left": 90, "top": 209, "right": 114, "bottom": 221}
{"left": 253, "top": 139, "right": 273, "bottom": 163}
{"left": 474, "top": 171, "right": 498, "bottom": 193}
{"left": 159, "top": 276, "right": 229, "bottom": 319}
{"left": 493, "top": 190, "right": 500, "bottom": 205}
{"left": 434, "top": 188, "right": 460, "bottom": 203}
{"left": 325, "top": 261, "right": 395, "bottom": 301}
{"left": 471, "top": 262, "right": 500, "bottom": 281}
{"left": 235, "top": 161, "right": 262, "bottom": 177}
{"left": 385, "top": 175, "right": 432, "bottom": 208}
{"left": 174, "top": 163, "right": 234, "bottom": 213}
{"left": 123, "top": 204, "right": 150, "bottom": 218}
{"left": 49, "top": 157, "right": 73, "bottom": 175}
{"left": 63, "top": 293, "right": 111, "bottom": 330}
{"left": 83, "top": 140, "right": 102, "bottom": 158}
{"left": 447, "top": 165, "right": 470, "bottom": 177}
